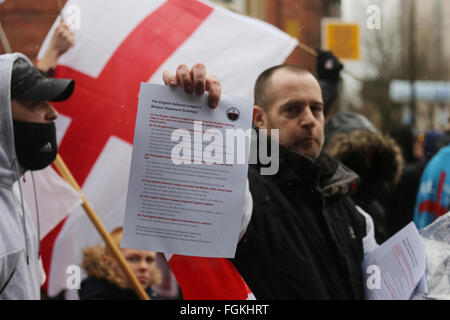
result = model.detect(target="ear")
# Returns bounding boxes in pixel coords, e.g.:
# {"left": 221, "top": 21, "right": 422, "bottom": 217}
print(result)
{"left": 253, "top": 105, "right": 268, "bottom": 129}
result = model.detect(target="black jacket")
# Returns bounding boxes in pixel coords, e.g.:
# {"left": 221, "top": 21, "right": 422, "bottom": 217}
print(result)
{"left": 230, "top": 145, "right": 366, "bottom": 299}
{"left": 383, "top": 160, "right": 427, "bottom": 237}
{"left": 79, "top": 276, "right": 161, "bottom": 300}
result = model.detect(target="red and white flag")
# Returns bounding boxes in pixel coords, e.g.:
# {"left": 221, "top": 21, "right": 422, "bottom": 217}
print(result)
{"left": 20, "top": 167, "right": 82, "bottom": 241}
{"left": 38, "top": 0, "right": 297, "bottom": 299}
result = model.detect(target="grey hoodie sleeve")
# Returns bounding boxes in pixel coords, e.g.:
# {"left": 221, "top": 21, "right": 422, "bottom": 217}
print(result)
{"left": 0, "top": 53, "right": 42, "bottom": 299}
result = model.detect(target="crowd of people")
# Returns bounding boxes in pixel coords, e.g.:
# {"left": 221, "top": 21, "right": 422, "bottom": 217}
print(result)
{"left": 1, "top": 20, "right": 449, "bottom": 300}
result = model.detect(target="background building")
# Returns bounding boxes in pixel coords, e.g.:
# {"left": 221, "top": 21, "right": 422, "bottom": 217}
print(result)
{"left": 0, "top": 0, "right": 60, "bottom": 59}
{"left": 341, "top": 0, "right": 450, "bottom": 132}
{"left": 213, "top": 0, "right": 340, "bottom": 72}
{"left": 3, "top": 0, "right": 447, "bottom": 132}
{"left": 1, "top": 0, "right": 338, "bottom": 73}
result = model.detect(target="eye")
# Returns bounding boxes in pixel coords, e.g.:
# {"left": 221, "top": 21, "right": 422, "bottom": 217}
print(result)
{"left": 126, "top": 256, "right": 140, "bottom": 262}
{"left": 283, "top": 105, "right": 300, "bottom": 115}
{"left": 310, "top": 104, "right": 323, "bottom": 114}
{"left": 21, "top": 100, "right": 41, "bottom": 110}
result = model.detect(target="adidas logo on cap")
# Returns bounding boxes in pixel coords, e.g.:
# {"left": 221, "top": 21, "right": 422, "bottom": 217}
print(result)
{"left": 40, "top": 142, "right": 53, "bottom": 152}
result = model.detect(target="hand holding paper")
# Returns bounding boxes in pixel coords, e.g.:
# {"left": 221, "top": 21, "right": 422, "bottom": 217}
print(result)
{"left": 162, "top": 63, "right": 222, "bottom": 108}
{"left": 121, "top": 82, "right": 252, "bottom": 258}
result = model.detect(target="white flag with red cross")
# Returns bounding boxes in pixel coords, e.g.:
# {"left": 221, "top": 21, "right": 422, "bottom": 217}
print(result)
{"left": 38, "top": 0, "right": 297, "bottom": 299}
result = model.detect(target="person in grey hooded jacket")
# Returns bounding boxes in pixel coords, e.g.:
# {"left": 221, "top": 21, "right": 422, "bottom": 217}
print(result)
{"left": 0, "top": 53, "right": 74, "bottom": 299}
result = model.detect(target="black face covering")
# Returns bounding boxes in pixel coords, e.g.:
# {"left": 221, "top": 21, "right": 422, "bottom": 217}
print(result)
{"left": 12, "top": 120, "right": 57, "bottom": 171}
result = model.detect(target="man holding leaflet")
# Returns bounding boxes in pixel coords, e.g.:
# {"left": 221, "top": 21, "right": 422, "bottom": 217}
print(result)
{"left": 163, "top": 63, "right": 377, "bottom": 299}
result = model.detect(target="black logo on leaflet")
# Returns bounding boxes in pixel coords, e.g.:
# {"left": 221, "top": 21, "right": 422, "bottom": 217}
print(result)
{"left": 226, "top": 107, "right": 240, "bottom": 121}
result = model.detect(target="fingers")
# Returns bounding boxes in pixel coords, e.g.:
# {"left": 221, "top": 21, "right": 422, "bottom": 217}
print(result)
{"left": 191, "top": 63, "right": 206, "bottom": 96}
{"left": 163, "top": 70, "right": 178, "bottom": 87}
{"left": 205, "top": 74, "right": 221, "bottom": 109}
{"left": 53, "top": 21, "right": 75, "bottom": 54}
{"left": 176, "top": 64, "right": 194, "bottom": 94}
{"left": 163, "top": 64, "right": 221, "bottom": 109}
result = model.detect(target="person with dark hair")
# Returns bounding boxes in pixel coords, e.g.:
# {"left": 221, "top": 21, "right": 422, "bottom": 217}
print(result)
{"left": 0, "top": 53, "right": 74, "bottom": 299}
{"left": 163, "top": 64, "right": 378, "bottom": 299}
{"left": 326, "top": 123, "right": 403, "bottom": 243}
{"left": 424, "top": 130, "right": 445, "bottom": 161}
{"left": 383, "top": 126, "right": 427, "bottom": 236}
{"left": 387, "top": 126, "right": 424, "bottom": 163}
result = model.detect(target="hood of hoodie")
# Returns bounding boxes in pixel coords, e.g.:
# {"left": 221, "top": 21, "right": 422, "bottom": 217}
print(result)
{"left": 0, "top": 53, "right": 41, "bottom": 299}
{"left": 0, "top": 53, "right": 31, "bottom": 189}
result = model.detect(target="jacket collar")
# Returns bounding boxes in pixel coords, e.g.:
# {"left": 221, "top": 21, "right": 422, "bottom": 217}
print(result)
{"left": 251, "top": 133, "right": 359, "bottom": 197}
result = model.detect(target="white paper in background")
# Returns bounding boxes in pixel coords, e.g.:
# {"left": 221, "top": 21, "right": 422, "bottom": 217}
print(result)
{"left": 362, "top": 222, "right": 427, "bottom": 300}
{"left": 414, "top": 212, "right": 450, "bottom": 300}
{"left": 122, "top": 83, "right": 252, "bottom": 258}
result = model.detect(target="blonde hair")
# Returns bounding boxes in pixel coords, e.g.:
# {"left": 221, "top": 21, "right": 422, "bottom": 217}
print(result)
{"left": 81, "top": 227, "right": 162, "bottom": 289}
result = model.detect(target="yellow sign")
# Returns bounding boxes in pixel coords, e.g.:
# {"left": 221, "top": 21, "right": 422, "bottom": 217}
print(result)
{"left": 284, "top": 20, "right": 301, "bottom": 40}
{"left": 322, "top": 20, "right": 360, "bottom": 60}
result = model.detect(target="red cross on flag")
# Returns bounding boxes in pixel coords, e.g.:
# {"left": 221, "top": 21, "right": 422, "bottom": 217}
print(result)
{"left": 38, "top": 0, "right": 297, "bottom": 299}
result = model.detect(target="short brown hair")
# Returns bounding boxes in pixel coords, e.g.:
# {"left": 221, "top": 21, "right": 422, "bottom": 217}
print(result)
{"left": 254, "top": 64, "right": 310, "bottom": 110}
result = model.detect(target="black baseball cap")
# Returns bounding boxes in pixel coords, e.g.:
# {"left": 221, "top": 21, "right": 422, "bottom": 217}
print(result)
{"left": 11, "top": 58, "right": 74, "bottom": 102}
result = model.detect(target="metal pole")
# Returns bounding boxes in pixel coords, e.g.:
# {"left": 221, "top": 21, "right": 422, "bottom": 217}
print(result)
{"left": 409, "top": 0, "right": 417, "bottom": 128}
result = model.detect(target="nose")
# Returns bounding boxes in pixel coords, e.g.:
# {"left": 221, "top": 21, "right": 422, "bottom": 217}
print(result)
{"left": 45, "top": 103, "right": 59, "bottom": 122}
{"left": 299, "top": 106, "right": 316, "bottom": 129}
{"left": 137, "top": 260, "right": 150, "bottom": 271}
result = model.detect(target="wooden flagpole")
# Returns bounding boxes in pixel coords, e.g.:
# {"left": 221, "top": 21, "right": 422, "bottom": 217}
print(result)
{"left": 0, "top": 1, "right": 148, "bottom": 299}
{"left": 53, "top": 155, "right": 150, "bottom": 300}
{"left": 50, "top": 1, "right": 149, "bottom": 300}
{"left": 56, "top": 0, "right": 64, "bottom": 19}
{"left": 0, "top": 21, "right": 12, "bottom": 53}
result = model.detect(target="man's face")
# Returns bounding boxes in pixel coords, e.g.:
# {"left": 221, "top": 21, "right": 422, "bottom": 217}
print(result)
{"left": 255, "top": 69, "right": 325, "bottom": 159}
{"left": 11, "top": 99, "right": 58, "bottom": 123}
{"left": 118, "top": 248, "right": 157, "bottom": 289}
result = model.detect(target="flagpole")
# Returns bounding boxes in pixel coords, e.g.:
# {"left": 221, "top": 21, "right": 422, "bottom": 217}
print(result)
{"left": 56, "top": 0, "right": 65, "bottom": 21}
{"left": 53, "top": 0, "right": 148, "bottom": 300}
{"left": 53, "top": 154, "right": 151, "bottom": 300}
{"left": 0, "top": 21, "right": 12, "bottom": 53}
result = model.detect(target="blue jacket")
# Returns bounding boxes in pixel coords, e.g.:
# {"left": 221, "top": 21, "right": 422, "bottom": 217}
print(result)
{"left": 414, "top": 145, "right": 450, "bottom": 229}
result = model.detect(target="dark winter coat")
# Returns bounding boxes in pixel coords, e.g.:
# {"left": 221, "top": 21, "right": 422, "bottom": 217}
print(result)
{"left": 79, "top": 276, "right": 161, "bottom": 300}
{"left": 230, "top": 144, "right": 366, "bottom": 299}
